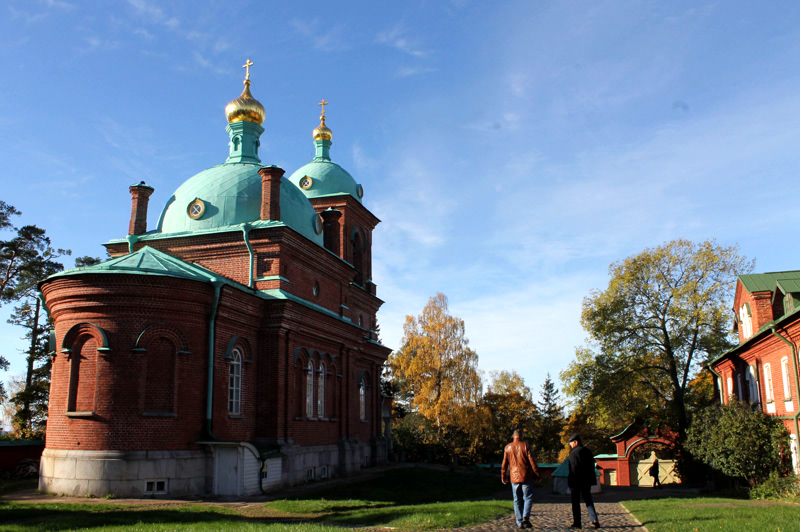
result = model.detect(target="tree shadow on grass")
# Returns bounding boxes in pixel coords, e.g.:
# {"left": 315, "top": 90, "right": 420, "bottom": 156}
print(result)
{"left": 0, "top": 503, "right": 334, "bottom": 531}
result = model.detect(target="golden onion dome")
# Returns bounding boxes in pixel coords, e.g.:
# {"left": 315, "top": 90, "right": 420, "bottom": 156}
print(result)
{"left": 313, "top": 116, "right": 333, "bottom": 141}
{"left": 225, "top": 80, "right": 266, "bottom": 125}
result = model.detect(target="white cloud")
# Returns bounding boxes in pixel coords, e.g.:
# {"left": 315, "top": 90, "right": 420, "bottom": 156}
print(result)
{"left": 376, "top": 24, "right": 431, "bottom": 57}
{"left": 396, "top": 66, "right": 437, "bottom": 78}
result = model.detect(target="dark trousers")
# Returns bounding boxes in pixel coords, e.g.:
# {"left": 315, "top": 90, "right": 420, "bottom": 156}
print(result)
{"left": 570, "top": 486, "right": 598, "bottom": 525}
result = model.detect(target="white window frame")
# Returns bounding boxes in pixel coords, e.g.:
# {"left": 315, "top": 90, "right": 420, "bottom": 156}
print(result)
{"left": 306, "top": 360, "right": 314, "bottom": 418}
{"left": 359, "top": 378, "right": 366, "bottom": 422}
{"left": 764, "top": 364, "right": 775, "bottom": 402}
{"left": 726, "top": 377, "right": 734, "bottom": 401}
{"left": 782, "top": 357, "right": 794, "bottom": 412}
{"left": 739, "top": 304, "right": 753, "bottom": 339}
{"left": 228, "top": 348, "right": 242, "bottom": 415}
{"left": 746, "top": 365, "right": 760, "bottom": 404}
{"left": 317, "top": 363, "right": 326, "bottom": 418}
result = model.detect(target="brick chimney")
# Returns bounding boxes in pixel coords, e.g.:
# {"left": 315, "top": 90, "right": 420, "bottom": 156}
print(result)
{"left": 128, "top": 181, "right": 154, "bottom": 236}
{"left": 320, "top": 208, "right": 342, "bottom": 255}
{"left": 258, "top": 166, "right": 284, "bottom": 221}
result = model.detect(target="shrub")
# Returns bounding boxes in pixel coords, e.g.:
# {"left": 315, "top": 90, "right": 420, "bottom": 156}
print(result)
{"left": 685, "top": 400, "right": 791, "bottom": 487}
{"left": 749, "top": 471, "right": 800, "bottom": 500}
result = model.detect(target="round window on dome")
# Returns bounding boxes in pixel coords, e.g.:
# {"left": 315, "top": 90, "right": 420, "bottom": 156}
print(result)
{"left": 313, "top": 281, "right": 320, "bottom": 297}
{"left": 314, "top": 214, "right": 323, "bottom": 235}
{"left": 357, "top": 184, "right": 364, "bottom": 198}
{"left": 300, "top": 176, "right": 313, "bottom": 190}
{"left": 187, "top": 198, "right": 205, "bottom": 220}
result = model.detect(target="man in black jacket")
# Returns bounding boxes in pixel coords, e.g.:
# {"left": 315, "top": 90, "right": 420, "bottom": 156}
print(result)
{"left": 567, "top": 433, "right": 600, "bottom": 529}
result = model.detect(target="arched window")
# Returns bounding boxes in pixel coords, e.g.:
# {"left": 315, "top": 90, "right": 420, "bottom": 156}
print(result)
{"left": 228, "top": 348, "right": 242, "bottom": 415}
{"left": 739, "top": 304, "right": 753, "bottom": 339}
{"left": 68, "top": 337, "right": 98, "bottom": 413}
{"left": 318, "top": 363, "right": 326, "bottom": 418}
{"left": 306, "top": 360, "right": 315, "bottom": 418}
{"left": 352, "top": 231, "right": 364, "bottom": 286}
{"left": 359, "top": 377, "right": 366, "bottom": 422}
{"left": 145, "top": 337, "right": 176, "bottom": 413}
{"left": 746, "top": 365, "right": 760, "bottom": 404}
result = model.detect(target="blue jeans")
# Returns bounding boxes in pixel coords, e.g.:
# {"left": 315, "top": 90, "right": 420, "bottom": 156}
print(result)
{"left": 511, "top": 482, "right": 534, "bottom": 525}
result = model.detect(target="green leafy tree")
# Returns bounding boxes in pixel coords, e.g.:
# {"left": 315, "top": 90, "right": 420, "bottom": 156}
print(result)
{"left": 686, "top": 401, "right": 791, "bottom": 487}
{"left": 533, "top": 374, "right": 566, "bottom": 462}
{"left": 7, "top": 300, "right": 52, "bottom": 439}
{"left": 561, "top": 239, "right": 752, "bottom": 439}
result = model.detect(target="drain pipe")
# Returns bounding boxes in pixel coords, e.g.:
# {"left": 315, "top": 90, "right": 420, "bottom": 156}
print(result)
{"left": 242, "top": 223, "right": 254, "bottom": 288}
{"left": 205, "top": 280, "right": 224, "bottom": 439}
{"left": 770, "top": 327, "right": 800, "bottom": 448}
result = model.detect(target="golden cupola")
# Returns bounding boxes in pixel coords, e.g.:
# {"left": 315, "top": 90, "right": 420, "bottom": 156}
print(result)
{"left": 313, "top": 99, "right": 333, "bottom": 141}
{"left": 225, "top": 59, "right": 266, "bottom": 125}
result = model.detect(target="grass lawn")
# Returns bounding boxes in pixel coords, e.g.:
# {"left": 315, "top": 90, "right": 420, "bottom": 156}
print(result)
{"left": 623, "top": 496, "right": 800, "bottom": 532}
{"left": 1, "top": 467, "right": 512, "bottom": 531}
{"left": 265, "top": 466, "right": 512, "bottom": 529}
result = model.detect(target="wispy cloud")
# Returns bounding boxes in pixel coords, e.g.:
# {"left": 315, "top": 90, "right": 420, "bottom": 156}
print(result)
{"left": 291, "top": 19, "right": 351, "bottom": 52}
{"left": 396, "top": 66, "right": 437, "bottom": 78}
{"left": 126, "top": 0, "right": 179, "bottom": 29}
{"left": 376, "top": 24, "right": 431, "bottom": 58}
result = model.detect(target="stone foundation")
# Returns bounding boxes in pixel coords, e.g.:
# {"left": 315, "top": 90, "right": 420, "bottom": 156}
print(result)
{"left": 39, "top": 449, "right": 207, "bottom": 498}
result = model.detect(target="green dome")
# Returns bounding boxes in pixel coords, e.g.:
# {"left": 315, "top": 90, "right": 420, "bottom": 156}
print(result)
{"left": 288, "top": 160, "right": 363, "bottom": 203}
{"left": 156, "top": 162, "right": 323, "bottom": 245}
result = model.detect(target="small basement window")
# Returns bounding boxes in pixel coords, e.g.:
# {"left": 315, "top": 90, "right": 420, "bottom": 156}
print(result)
{"left": 145, "top": 480, "right": 168, "bottom": 494}
{"left": 319, "top": 465, "right": 329, "bottom": 479}
{"left": 306, "top": 468, "right": 315, "bottom": 481}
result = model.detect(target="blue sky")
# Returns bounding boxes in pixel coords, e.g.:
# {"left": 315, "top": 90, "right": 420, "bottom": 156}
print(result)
{"left": 3, "top": 0, "right": 800, "bottom": 409}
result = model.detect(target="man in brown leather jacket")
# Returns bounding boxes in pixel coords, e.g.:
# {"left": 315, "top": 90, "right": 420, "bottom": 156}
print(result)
{"left": 501, "top": 429, "right": 540, "bottom": 529}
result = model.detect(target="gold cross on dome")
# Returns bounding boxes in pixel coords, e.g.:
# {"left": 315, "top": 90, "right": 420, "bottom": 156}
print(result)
{"left": 243, "top": 59, "right": 254, "bottom": 81}
{"left": 318, "top": 99, "right": 329, "bottom": 117}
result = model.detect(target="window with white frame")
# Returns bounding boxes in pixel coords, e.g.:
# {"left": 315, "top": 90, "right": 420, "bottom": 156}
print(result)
{"left": 739, "top": 304, "right": 753, "bottom": 339}
{"left": 306, "top": 360, "right": 314, "bottom": 418}
{"left": 782, "top": 357, "right": 792, "bottom": 401}
{"left": 359, "top": 377, "right": 366, "bottom": 422}
{"left": 318, "top": 363, "right": 326, "bottom": 418}
{"left": 746, "top": 365, "right": 760, "bottom": 403}
{"left": 764, "top": 364, "right": 775, "bottom": 402}
{"left": 727, "top": 377, "right": 734, "bottom": 400}
{"left": 228, "top": 348, "right": 242, "bottom": 414}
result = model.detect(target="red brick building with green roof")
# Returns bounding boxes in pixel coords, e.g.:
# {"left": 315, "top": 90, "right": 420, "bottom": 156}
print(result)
{"left": 36, "top": 68, "right": 391, "bottom": 498}
{"left": 709, "top": 270, "right": 800, "bottom": 473}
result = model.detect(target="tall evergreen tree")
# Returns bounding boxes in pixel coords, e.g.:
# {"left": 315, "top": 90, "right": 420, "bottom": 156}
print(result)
{"left": 533, "top": 373, "right": 566, "bottom": 462}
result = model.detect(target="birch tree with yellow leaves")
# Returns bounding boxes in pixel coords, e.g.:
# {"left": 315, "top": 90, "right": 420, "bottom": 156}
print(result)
{"left": 389, "top": 293, "right": 482, "bottom": 441}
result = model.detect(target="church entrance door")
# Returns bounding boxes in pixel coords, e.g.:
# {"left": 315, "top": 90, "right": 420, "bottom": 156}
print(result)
{"left": 215, "top": 447, "right": 241, "bottom": 495}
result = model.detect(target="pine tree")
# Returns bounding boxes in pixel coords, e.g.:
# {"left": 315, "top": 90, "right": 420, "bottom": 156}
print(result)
{"left": 534, "top": 374, "right": 566, "bottom": 462}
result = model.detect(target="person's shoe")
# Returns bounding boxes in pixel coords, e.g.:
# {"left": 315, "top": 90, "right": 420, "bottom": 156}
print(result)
{"left": 523, "top": 519, "right": 532, "bottom": 528}
{"left": 570, "top": 524, "right": 581, "bottom": 529}
{"left": 592, "top": 521, "right": 600, "bottom": 528}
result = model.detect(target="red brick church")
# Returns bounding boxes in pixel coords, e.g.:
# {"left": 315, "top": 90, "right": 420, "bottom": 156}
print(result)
{"left": 37, "top": 63, "right": 391, "bottom": 497}
{"left": 709, "top": 271, "right": 800, "bottom": 474}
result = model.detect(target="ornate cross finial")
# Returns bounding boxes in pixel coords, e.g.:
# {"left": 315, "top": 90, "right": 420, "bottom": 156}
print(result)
{"left": 243, "top": 59, "right": 254, "bottom": 82}
{"left": 318, "top": 99, "right": 329, "bottom": 117}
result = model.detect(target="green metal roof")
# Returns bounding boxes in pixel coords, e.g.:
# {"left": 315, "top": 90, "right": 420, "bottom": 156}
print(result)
{"left": 776, "top": 279, "right": 800, "bottom": 294}
{"left": 738, "top": 271, "right": 800, "bottom": 294}
{"left": 46, "top": 246, "right": 225, "bottom": 284}
{"left": 288, "top": 160, "right": 362, "bottom": 203}
{"left": 154, "top": 162, "right": 323, "bottom": 246}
